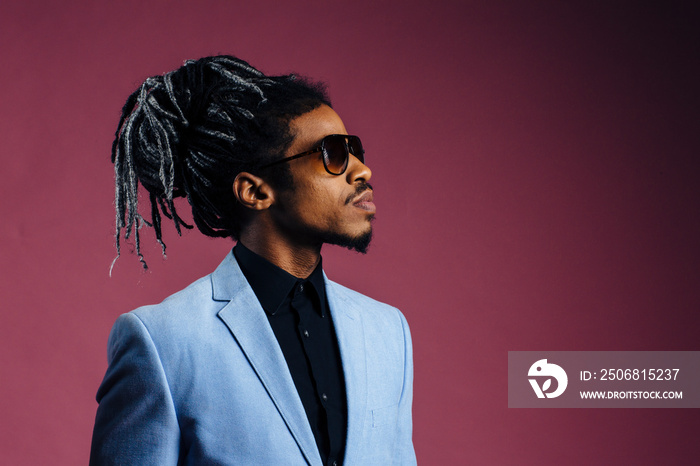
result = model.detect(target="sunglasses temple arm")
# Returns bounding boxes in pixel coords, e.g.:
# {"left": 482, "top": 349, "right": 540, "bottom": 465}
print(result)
{"left": 261, "top": 149, "right": 319, "bottom": 169}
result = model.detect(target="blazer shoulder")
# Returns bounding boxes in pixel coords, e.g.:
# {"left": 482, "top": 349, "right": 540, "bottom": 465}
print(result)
{"left": 325, "top": 278, "right": 410, "bottom": 330}
{"left": 129, "top": 250, "right": 243, "bottom": 326}
{"left": 130, "top": 274, "right": 215, "bottom": 322}
{"left": 326, "top": 279, "right": 395, "bottom": 309}
{"left": 122, "top": 272, "right": 234, "bottom": 351}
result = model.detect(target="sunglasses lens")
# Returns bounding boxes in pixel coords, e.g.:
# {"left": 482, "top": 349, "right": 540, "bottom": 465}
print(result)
{"left": 322, "top": 135, "right": 365, "bottom": 174}
{"left": 346, "top": 136, "right": 364, "bottom": 164}
{"left": 323, "top": 136, "right": 350, "bottom": 175}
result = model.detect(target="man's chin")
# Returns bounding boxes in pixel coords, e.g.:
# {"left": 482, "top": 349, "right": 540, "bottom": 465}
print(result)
{"left": 324, "top": 228, "right": 373, "bottom": 254}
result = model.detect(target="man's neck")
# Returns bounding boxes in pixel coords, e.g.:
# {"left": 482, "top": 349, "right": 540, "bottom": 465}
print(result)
{"left": 237, "top": 235, "right": 321, "bottom": 279}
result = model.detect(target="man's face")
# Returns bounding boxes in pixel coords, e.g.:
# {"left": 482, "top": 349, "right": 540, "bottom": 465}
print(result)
{"left": 269, "top": 104, "right": 375, "bottom": 253}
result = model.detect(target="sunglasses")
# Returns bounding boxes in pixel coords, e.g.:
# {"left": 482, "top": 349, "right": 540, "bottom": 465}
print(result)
{"left": 261, "top": 134, "right": 364, "bottom": 175}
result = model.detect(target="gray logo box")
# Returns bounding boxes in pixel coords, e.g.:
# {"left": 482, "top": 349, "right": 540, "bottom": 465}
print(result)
{"left": 508, "top": 352, "right": 700, "bottom": 408}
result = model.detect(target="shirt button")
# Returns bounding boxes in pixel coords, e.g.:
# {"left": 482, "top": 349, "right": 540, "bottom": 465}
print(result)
{"left": 322, "top": 393, "right": 328, "bottom": 401}
{"left": 303, "top": 330, "right": 310, "bottom": 338}
{"left": 298, "top": 283, "right": 304, "bottom": 292}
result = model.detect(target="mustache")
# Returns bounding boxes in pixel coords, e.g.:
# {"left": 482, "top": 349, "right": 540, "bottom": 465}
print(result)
{"left": 345, "top": 182, "right": 373, "bottom": 204}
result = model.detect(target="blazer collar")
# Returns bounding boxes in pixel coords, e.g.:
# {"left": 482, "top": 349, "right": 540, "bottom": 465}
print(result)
{"left": 211, "top": 250, "right": 247, "bottom": 301}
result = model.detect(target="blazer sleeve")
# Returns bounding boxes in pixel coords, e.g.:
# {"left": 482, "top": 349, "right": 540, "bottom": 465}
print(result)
{"left": 397, "top": 310, "right": 417, "bottom": 465}
{"left": 90, "top": 313, "right": 180, "bottom": 465}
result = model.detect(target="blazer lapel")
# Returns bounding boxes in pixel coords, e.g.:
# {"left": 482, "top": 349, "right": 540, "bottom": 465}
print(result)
{"left": 324, "top": 277, "right": 368, "bottom": 465}
{"left": 212, "top": 253, "right": 322, "bottom": 466}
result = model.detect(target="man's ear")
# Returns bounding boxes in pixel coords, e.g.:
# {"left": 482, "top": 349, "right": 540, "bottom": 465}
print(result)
{"left": 232, "top": 172, "right": 276, "bottom": 211}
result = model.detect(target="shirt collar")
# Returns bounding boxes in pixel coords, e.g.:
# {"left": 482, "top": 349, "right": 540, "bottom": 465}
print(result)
{"left": 233, "top": 243, "right": 327, "bottom": 316}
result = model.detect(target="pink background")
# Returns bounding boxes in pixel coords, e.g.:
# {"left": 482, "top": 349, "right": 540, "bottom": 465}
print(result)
{"left": 1, "top": 1, "right": 698, "bottom": 464}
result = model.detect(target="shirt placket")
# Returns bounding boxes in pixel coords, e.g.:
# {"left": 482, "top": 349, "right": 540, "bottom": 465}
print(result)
{"left": 291, "top": 282, "right": 336, "bottom": 463}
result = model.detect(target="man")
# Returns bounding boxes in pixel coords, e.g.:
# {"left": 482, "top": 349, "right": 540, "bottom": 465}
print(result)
{"left": 90, "top": 55, "right": 415, "bottom": 465}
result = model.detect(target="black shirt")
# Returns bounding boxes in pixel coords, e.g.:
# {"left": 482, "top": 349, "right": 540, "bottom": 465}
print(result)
{"left": 234, "top": 244, "right": 347, "bottom": 466}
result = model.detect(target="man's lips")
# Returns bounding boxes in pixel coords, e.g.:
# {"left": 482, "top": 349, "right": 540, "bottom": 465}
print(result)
{"left": 352, "top": 190, "right": 376, "bottom": 213}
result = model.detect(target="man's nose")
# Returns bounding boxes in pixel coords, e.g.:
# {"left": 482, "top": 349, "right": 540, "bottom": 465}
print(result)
{"left": 346, "top": 154, "right": 372, "bottom": 184}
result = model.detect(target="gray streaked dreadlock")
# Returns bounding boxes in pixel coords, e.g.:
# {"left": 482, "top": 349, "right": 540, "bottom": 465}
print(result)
{"left": 111, "top": 55, "right": 330, "bottom": 271}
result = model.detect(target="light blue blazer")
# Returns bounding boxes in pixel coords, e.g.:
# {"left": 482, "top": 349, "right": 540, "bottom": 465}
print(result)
{"left": 90, "top": 251, "right": 415, "bottom": 465}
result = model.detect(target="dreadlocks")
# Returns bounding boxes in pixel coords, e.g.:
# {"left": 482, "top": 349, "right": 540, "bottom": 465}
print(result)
{"left": 111, "top": 55, "right": 330, "bottom": 271}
